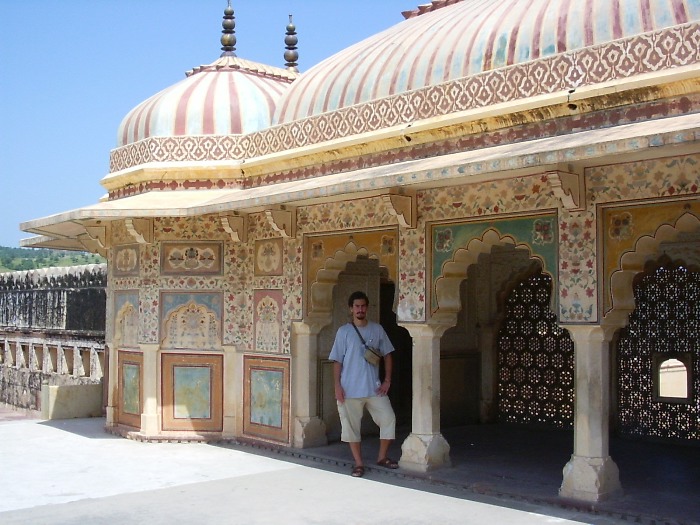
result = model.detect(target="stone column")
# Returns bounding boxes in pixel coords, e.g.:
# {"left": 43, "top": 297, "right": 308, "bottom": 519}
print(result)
{"left": 105, "top": 343, "right": 117, "bottom": 426}
{"left": 140, "top": 343, "right": 160, "bottom": 435}
{"left": 291, "top": 319, "right": 328, "bottom": 448}
{"left": 398, "top": 322, "right": 451, "bottom": 472}
{"left": 222, "top": 344, "right": 239, "bottom": 437}
{"left": 559, "top": 325, "right": 622, "bottom": 502}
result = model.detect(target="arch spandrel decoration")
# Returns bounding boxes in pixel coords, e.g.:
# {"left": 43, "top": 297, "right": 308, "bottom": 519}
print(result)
{"left": 114, "top": 302, "right": 139, "bottom": 349}
{"left": 605, "top": 207, "right": 700, "bottom": 319}
{"left": 305, "top": 235, "right": 397, "bottom": 319}
{"left": 159, "top": 293, "right": 223, "bottom": 350}
{"left": 113, "top": 291, "right": 139, "bottom": 348}
{"left": 431, "top": 215, "right": 557, "bottom": 321}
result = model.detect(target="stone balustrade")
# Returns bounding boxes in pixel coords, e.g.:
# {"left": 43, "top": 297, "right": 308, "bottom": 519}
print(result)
{"left": 0, "top": 264, "right": 106, "bottom": 414}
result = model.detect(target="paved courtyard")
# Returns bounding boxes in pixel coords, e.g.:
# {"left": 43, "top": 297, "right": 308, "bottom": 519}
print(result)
{"left": 0, "top": 408, "right": 696, "bottom": 525}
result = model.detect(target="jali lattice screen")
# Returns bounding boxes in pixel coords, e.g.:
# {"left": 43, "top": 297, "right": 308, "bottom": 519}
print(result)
{"left": 496, "top": 273, "right": 574, "bottom": 428}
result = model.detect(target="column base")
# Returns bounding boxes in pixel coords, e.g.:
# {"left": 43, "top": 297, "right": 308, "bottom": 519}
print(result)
{"left": 293, "top": 416, "right": 328, "bottom": 448}
{"left": 140, "top": 412, "right": 159, "bottom": 435}
{"left": 399, "top": 432, "right": 451, "bottom": 472}
{"left": 222, "top": 414, "right": 237, "bottom": 436}
{"left": 560, "top": 454, "right": 622, "bottom": 502}
{"left": 105, "top": 405, "right": 116, "bottom": 426}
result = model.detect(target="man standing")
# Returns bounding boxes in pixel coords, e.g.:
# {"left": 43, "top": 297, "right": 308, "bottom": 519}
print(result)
{"left": 329, "top": 291, "right": 399, "bottom": 477}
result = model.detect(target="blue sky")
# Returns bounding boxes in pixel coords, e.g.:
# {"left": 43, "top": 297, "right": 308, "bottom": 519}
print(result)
{"left": 0, "top": 0, "right": 413, "bottom": 248}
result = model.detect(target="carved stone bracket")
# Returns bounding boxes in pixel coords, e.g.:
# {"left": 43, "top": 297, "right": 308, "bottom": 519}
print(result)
{"left": 264, "top": 206, "right": 296, "bottom": 238}
{"left": 382, "top": 191, "right": 417, "bottom": 228}
{"left": 220, "top": 213, "right": 248, "bottom": 243}
{"left": 548, "top": 169, "right": 585, "bottom": 212}
{"left": 124, "top": 218, "right": 153, "bottom": 244}
{"left": 78, "top": 224, "right": 109, "bottom": 257}
{"left": 84, "top": 225, "right": 108, "bottom": 248}
{"left": 78, "top": 233, "right": 107, "bottom": 258}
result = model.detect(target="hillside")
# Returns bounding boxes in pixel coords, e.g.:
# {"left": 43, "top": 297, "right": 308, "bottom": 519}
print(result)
{"left": 0, "top": 246, "right": 105, "bottom": 273}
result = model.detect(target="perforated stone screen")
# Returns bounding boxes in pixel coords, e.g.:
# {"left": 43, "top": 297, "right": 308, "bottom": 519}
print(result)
{"left": 617, "top": 264, "right": 700, "bottom": 441}
{"left": 496, "top": 273, "right": 574, "bottom": 428}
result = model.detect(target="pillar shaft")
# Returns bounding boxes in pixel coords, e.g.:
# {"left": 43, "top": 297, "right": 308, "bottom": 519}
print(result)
{"left": 560, "top": 325, "right": 621, "bottom": 502}
{"left": 105, "top": 343, "right": 118, "bottom": 426}
{"left": 222, "top": 345, "right": 239, "bottom": 436}
{"left": 291, "top": 320, "right": 327, "bottom": 448}
{"left": 398, "top": 323, "right": 451, "bottom": 472}
{"left": 140, "top": 344, "right": 159, "bottom": 435}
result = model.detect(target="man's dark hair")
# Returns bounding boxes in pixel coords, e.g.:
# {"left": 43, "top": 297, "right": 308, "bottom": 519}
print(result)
{"left": 348, "top": 290, "right": 369, "bottom": 307}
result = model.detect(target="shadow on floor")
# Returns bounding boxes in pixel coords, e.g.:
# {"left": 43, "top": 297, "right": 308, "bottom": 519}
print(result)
{"left": 275, "top": 424, "right": 700, "bottom": 525}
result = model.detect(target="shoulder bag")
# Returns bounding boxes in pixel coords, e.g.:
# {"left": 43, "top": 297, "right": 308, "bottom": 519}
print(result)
{"left": 350, "top": 322, "right": 382, "bottom": 367}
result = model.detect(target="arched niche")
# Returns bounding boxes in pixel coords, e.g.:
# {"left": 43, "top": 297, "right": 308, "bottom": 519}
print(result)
{"left": 433, "top": 228, "right": 549, "bottom": 326}
{"left": 607, "top": 212, "right": 700, "bottom": 327}
{"left": 307, "top": 241, "right": 392, "bottom": 322}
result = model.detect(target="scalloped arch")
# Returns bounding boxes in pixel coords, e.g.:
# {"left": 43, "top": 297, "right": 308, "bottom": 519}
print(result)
{"left": 433, "top": 228, "right": 547, "bottom": 323}
{"left": 607, "top": 212, "right": 700, "bottom": 322}
{"left": 308, "top": 242, "right": 378, "bottom": 318}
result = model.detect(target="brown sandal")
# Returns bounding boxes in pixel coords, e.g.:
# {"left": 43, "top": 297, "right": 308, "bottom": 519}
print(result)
{"left": 351, "top": 465, "right": 365, "bottom": 477}
{"left": 376, "top": 457, "right": 399, "bottom": 469}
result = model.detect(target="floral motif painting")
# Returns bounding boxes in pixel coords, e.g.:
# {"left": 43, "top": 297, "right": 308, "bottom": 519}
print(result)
{"left": 253, "top": 290, "right": 282, "bottom": 353}
{"left": 161, "top": 241, "right": 223, "bottom": 275}
{"left": 244, "top": 357, "right": 290, "bottom": 443}
{"left": 160, "top": 292, "right": 222, "bottom": 349}
{"left": 113, "top": 291, "right": 139, "bottom": 348}
{"left": 254, "top": 238, "right": 283, "bottom": 276}
{"left": 113, "top": 245, "right": 139, "bottom": 276}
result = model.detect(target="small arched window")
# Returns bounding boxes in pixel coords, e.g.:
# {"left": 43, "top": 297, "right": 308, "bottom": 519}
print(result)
{"left": 653, "top": 353, "right": 692, "bottom": 403}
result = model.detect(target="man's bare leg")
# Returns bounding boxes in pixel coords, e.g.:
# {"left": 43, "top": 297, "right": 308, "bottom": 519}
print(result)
{"left": 377, "top": 438, "right": 392, "bottom": 462}
{"left": 349, "top": 441, "right": 363, "bottom": 466}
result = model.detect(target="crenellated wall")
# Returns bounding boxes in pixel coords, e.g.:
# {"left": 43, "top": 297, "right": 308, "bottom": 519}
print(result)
{"left": 0, "top": 265, "right": 107, "bottom": 412}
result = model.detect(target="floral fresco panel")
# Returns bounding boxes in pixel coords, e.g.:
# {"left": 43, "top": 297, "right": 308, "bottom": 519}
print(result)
{"left": 253, "top": 289, "right": 283, "bottom": 353}
{"left": 161, "top": 241, "right": 223, "bottom": 275}
{"left": 113, "top": 245, "right": 140, "bottom": 276}
{"left": 254, "top": 238, "right": 284, "bottom": 276}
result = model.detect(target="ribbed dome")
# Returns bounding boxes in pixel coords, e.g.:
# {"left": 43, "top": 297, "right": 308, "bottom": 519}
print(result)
{"left": 117, "top": 55, "right": 296, "bottom": 147}
{"left": 275, "top": 0, "right": 700, "bottom": 124}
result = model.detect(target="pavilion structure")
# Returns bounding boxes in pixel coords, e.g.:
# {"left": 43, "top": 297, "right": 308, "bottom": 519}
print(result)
{"left": 21, "top": 0, "right": 700, "bottom": 503}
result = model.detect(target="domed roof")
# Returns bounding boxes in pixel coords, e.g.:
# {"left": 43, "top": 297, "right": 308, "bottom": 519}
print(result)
{"left": 275, "top": 0, "right": 700, "bottom": 124}
{"left": 117, "top": 5, "right": 297, "bottom": 147}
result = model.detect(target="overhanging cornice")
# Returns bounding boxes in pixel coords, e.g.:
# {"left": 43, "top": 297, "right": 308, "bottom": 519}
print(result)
{"left": 21, "top": 112, "right": 700, "bottom": 251}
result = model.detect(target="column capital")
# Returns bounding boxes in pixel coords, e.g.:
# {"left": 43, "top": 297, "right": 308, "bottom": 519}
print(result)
{"left": 561, "top": 322, "right": 629, "bottom": 344}
{"left": 399, "top": 320, "right": 453, "bottom": 339}
{"left": 292, "top": 319, "right": 328, "bottom": 336}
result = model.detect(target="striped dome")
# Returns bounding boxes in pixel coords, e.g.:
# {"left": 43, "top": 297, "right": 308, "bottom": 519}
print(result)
{"left": 275, "top": 0, "right": 700, "bottom": 124}
{"left": 117, "top": 55, "right": 296, "bottom": 147}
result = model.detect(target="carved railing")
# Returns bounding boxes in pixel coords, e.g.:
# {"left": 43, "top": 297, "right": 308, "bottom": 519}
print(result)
{"left": 1, "top": 334, "right": 104, "bottom": 379}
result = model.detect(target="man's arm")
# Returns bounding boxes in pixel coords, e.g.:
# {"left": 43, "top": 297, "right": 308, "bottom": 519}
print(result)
{"left": 333, "top": 361, "right": 345, "bottom": 403}
{"left": 377, "top": 352, "right": 392, "bottom": 396}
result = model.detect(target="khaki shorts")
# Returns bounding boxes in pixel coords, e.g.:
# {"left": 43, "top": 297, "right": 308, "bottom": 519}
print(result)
{"left": 337, "top": 395, "right": 396, "bottom": 442}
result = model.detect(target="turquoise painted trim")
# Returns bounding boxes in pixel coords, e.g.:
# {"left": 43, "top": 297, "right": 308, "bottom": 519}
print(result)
{"left": 431, "top": 214, "right": 558, "bottom": 310}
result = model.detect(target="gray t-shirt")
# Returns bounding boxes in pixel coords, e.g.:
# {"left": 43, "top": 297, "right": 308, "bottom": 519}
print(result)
{"left": 328, "top": 322, "right": 395, "bottom": 398}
